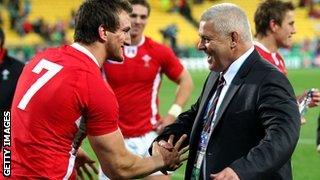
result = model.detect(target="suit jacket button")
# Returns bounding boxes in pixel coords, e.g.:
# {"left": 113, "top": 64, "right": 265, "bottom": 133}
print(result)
{"left": 207, "top": 152, "right": 213, "bottom": 156}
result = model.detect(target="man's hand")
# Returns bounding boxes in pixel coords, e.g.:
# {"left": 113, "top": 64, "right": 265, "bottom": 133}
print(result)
{"left": 298, "top": 88, "right": 320, "bottom": 108}
{"left": 152, "top": 134, "right": 189, "bottom": 173}
{"left": 76, "top": 148, "right": 98, "bottom": 180}
{"left": 301, "top": 117, "right": 307, "bottom": 125}
{"left": 155, "top": 114, "right": 176, "bottom": 134}
{"left": 210, "top": 167, "right": 240, "bottom": 180}
{"left": 309, "top": 88, "right": 320, "bottom": 108}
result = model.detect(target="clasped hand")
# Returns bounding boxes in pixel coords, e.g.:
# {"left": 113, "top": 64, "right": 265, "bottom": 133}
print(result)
{"left": 152, "top": 134, "right": 189, "bottom": 174}
{"left": 75, "top": 148, "right": 98, "bottom": 180}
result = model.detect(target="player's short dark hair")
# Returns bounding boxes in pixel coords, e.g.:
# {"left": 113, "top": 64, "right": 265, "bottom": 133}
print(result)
{"left": 128, "top": 0, "right": 151, "bottom": 16}
{"left": 0, "top": 27, "right": 5, "bottom": 48}
{"left": 74, "top": 0, "right": 132, "bottom": 44}
{"left": 254, "top": 0, "right": 294, "bottom": 37}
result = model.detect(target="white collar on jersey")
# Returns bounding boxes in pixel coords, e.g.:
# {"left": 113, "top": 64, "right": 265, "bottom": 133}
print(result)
{"left": 253, "top": 41, "right": 272, "bottom": 54}
{"left": 71, "top": 43, "right": 100, "bottom": 67}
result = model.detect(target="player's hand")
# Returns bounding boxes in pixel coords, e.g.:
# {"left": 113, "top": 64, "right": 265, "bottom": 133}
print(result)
{"left": 300, "top": 117, "right": 307, "bottom": 125}
{"left": 317, "top": 144, "right": 320, "bottom": 153}
{"left": 298, "top": 89, "right": 320, "bottom": 108}
{"left": 210, "top": 167, "right": 240, "bottom": 180}
{"left": 309, "top": 88, "right": 320, "bottom": 108}
{"left": 152, "top": 134, "right": 189, "bottom": 174}
{"left": 76, "top": 148, "right": 98, "bottom": 180}
{"left": 157, "top": 137, "right": 175, "bottom": 175}
{"left": 158, "top": 139, "right": 174, "bottom": 151}
{"left": 155, "top": 114, "right": 176, "bottom": 134}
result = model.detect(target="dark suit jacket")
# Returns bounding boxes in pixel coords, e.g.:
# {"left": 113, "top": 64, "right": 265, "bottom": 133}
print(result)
{"left": 154, "top": 50, "right": 300, "bottom": 180}
{"left": 0, "top": 52, "right": 24, "bottom": 112}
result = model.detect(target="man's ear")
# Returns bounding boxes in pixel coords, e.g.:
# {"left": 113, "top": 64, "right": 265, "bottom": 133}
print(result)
{"left": 230, "top": 31, "right": 239, "bottom": 49}
{"left": 98, "top": 25, "right": 107, "bottom": 41}
{"left": 269, "top": 19, "right": 279, "bottom": 33}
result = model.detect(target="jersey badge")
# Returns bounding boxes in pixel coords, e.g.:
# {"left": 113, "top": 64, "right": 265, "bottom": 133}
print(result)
{"left": 142, "top": 54, "right": 152, "bottom": 67}
{"left": 1, "top": 69, "right": 9, "bottom": 81}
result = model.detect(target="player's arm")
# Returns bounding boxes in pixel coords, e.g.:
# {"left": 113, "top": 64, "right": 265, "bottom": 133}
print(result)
{"left": 157, "top": 69, "right": 193, "bottom": 132}
{"left": 88, "top": 129, "right": 188, "bottom": 179}
{"left": 84, "top": 73, "right": 188, "bottom": 178}
{"left": 171, "top": 69, "right": 194, "bottom": 110}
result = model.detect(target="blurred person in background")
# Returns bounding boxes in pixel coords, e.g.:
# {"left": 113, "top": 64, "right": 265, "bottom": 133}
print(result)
{"left": 152, "top": 3, "right": 300, "bottom": 179}
{"left": 177, "top": 0, "right": 198, "bottom": 28}
{"left": 8, "top": 0, "right": 187, "bottom": 179}
{"left": 100, "top": 0, "right": 193, "bottom": 179}
{"left": 0, "top": 26, "right": 24, "bottom": 153}
{"left": 254, "top": 0, "right": 320, "bottom": 124}
{"left": 160, "top": 24, "right": 179, "bottom": 55}
{"left": 0, "top": 26, "right": 24, "bottom": 113}
{"left": 7, "top": 0, "right": 20, "bottom": 30}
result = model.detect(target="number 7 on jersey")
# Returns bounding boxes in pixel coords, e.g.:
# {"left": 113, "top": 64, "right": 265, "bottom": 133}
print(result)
{"left": 18, "top": 59, "right": 63, "bottom": 110}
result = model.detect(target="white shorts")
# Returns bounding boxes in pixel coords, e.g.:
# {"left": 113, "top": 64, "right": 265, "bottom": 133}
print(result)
{"left": 98, "top": 131, "right": 166, "bottom": 179}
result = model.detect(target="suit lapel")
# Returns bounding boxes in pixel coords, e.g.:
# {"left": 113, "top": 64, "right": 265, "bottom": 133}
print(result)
{"left": 210, "top": 77, "right": 243, "bottom": 132}
{"left": 198, "top": 72, "right": 219, "bottom": 117}
{"left": 210, "top": 50, "right": 259, "bottom": 132}
{"left": 190, "top": 71, "right": 219, "bottom": 144}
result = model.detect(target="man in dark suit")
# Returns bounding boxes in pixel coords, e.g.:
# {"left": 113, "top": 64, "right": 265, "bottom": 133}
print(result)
{"left": 152, "top": 3, "right": 300, "bottom": 180}
{"left": 0, "top": 27, "right": 24, "bottom": 113}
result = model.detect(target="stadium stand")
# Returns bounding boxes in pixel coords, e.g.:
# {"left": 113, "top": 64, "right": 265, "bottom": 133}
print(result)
{"left": 191, "top": 0, "right": 320, "bottom": 42}
{"left": 1, "top": 0, "right": 320, "bottom": 56}
{"left": 147, "top": 0, "right": 198, "bottom": 47}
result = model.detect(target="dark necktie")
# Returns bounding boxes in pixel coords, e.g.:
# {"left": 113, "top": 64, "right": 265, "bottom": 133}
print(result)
{"left": 191, "top": 73, "right": 226, "bottom": 180}
{"left": 203, "top": 74, "right": 226, "bottom": 132}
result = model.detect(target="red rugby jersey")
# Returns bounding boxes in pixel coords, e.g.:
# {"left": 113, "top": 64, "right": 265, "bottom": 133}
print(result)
{"left": 254, "top": 41, "right": 288, "bottom": 76}
{"left": 104, "top": 36, "right": 183, "bottom": 137}
{"left": 10, "top": 44, "right": 119, "bottom": 179}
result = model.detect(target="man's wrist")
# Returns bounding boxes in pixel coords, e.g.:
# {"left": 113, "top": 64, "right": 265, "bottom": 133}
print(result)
{"left": 168, "top": 104, "right": 182, "bottom": 118}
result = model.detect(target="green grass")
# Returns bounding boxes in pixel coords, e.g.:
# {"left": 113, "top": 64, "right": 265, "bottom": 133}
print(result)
{"left": 82, "top": 68, "right": 320, "bottom": 180}
{"left": 288, "top": 69, "right": 320, "bottom": 180}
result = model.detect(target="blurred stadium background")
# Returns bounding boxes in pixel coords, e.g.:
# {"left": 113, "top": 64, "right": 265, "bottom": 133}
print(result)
{"left": 1, "top": 0, "right": 319, "bottom": 179}
{"left": 2, "top": 0, "right": 320, "bottom": 69}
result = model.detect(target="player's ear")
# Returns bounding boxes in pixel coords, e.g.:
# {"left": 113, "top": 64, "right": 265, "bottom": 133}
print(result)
{"left": 98, "top": 25, "right": 108, "bottom": 41}
{"left": 269, "top": 19, "right": 279, "bottom": 33}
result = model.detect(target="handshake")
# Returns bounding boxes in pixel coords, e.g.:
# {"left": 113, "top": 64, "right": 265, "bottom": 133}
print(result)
{"left": 151, "top": 134, "right": 189, "bottom": 174}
